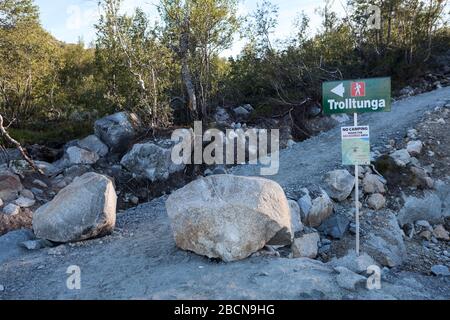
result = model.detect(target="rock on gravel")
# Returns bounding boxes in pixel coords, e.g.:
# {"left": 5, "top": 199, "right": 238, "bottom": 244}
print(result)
{"left": 0, "top": 171, "right": 23, "bottom": 202}
{"left": 288, "top": 200, "right": 303, "bottom": 234}
{"left": 362, "top": 210, "right": 406, "bottom": 267}
{"left": 334, "top": 266, "right": 367, "bottom": 291}
{"left": 78, "top": 135, "right": 109, "bottom": 157}
{"left": 317, "top": 214, "right": 350, "bottom": 239}
{"left": 406, "top": 140, "right": 423, "bottom": 156}
{"left": 14, "top": 197, "right": 35, "bottom": 208}
{"left": 33, "top": 172, "right": 117, "bottom": 243}
{"left": 329, "top": 250, "right": 378, "bottom": 274}
{"left": 367, "top": 193, "right": 386, "bottom": 210}
{"left": 323, "top": 170, "right": 355, "bottom": 201}
{"left": 165, "top": 175, "right": 292, "bottom": 262}
{"left": 363, "top": 174, "right": 386, "bottom": 194}
{"left": 397, "top": 192, "right": 444, "bottom": 226}
{"left": 390, "top": 149, "right": 411, "bottom": 167}
{"left": 297, "top": 187, "right": 334, "bottom": 227}
{"left": 291, "top": 232, "right": 320, "bottom": 259}
{"left": 66, "top": 146, "right": 99, "bottom": 165}
{"left": 2, "top": 203, "right": 20, "bottom": 216}
{"left": 431, "top": 265, "right": 450, "bottom": 277}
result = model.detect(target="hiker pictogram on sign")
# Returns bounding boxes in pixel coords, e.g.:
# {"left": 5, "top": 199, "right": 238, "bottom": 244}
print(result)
{"left": 351, "top": 82, "right": 365, "bottom": 97}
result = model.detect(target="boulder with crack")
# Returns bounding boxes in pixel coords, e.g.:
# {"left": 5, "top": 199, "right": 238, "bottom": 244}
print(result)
{"left": 165, "top": 175, "right": 292, "bottom": 262}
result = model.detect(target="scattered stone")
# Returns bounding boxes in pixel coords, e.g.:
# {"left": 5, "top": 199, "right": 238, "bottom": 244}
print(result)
{"left": 288, "top": 200, "right": 303, "bottom": 234}
{"left": 297, "top": 187, "right": 334, "bottom": 227}
{"left": 406, "top": 140, "right": 423, "bottom": 156}
{"left": 323, "top": 170, "right": 355, "bottom": 201}
{"left": 0, "top": 229, "right": 35, "bottom": 264}
{"left": 33, "top": 172, "right": 117, "bottom": 243}
{"left": 407, "top": 129, "right": 418, "bottom": 139}
{"left": 0, "top": 171, "right": 23, "bottom": 202}
{"left": 78, "top": 135, "right": 109, "bottom": 157}
{"left": 397, "top": 192, "right": 444, "bottom": 226}
{"left": 233, "top": 106, "right": 251, "bottom": 118}
{"left": 21, "top": 239, "right": 53, "bottom": 250}
{"left": 14, "top": 197, "right": 35, "bottom": 208}
{"left": 329, "top": 250, "right": 377, "bottom": 274}
{"left": 291, "top": 232, "right": 320, "bottom": 259}
{"left": 214, "top": 108, "right": 230, "bottom": 124}
{"left": 33, "top": 179, "right": 48, "bottom": 189}
{"left": 0, "top": 284, "right": 4, "bottom": 291}
{"left": 334, "top": 266, "right": 367, "bottom": 291}
{"left": 437, "top": 118, "right": 446, "bottom": 124}
{"left": 410, "top": 166, "right": 434, "bottom": 189}
{"left": 363, "top": 174, "right": 386, "bottom": 194}
{"left": 94, "top": 112, "right": 141, "bottom": 154}
{"left": 166, "top": 175, "right": 292, "bottom": 262}
{"left": 331, "top": 114, "right": 350, "bottom": 124}
{"left": 318, "top": 214, "right": 350, "bottom": 239}
{"left": 121, "top": 139, "right": 189, "bottom": 182}
{"left": 2, "top": 203, "right": 20, "bottom": 216}
{"left": 66, "top": 146, "right": 99, "bottom": 165}
{"left": 431, "top": 265, "right": 450, "bottom": 276}
{"left": 130, "top": 196, "right": 139, "bottom": 206}
{"left": 415, "top": 220, "right": 433, "bottom": 232}
{"left": 0, "top": 198, "right": 3, "bottom": 208}
{"left": 367, "top": 193, "right": 386, "bottom": 210}
{"left": 389, "top": 149, "right": 411, "bottom": 167}
{"left": 420, "top": 230, "right": 432, "bottom": 240}
{"left": 20, "top": 189, "right": 34, "bottom": 200}
{"left": 433, "top": 225, "right": 449, "bottom": 241}
{"left": 47, "top": 245, "right": 67, "bottom": 256}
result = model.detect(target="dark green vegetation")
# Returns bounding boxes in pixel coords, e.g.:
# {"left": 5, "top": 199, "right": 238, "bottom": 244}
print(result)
{"left": 0, "top": 0, "right": 449, "bottom": 145}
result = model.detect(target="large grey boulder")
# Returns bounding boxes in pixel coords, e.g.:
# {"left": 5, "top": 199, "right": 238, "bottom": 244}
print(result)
{"left": 94, "top": 112, "right": 141, "bottom": 154}
{"left": 297, "top": 187, "right": 334, "bottom": 227}
{"left": 0, "top": 170, "right": 23, "bottom": 201}
{"left": 78, "top": 135, "right": 109, "bottom": 157}
{"left": 33, "top": 172, "right": 117, "bottom": 243}
{"left": 165, "top": 175, "right": 292, "bottom": 262}
{"left": 323, "top": 170, "right": 355, "bottom": 201}
{"left": 121, "top": 140, "right": 186, "bottom": 182}
{"left": 397, "top": 192, "right": 444, "bottom": 226}
{"left": 363, "top": 210, "right": 406, "bottom": 267}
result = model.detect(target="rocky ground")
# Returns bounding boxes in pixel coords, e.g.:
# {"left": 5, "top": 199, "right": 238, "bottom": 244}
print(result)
{"left": 0, "top": 86, "right": 449, "bottom": 300}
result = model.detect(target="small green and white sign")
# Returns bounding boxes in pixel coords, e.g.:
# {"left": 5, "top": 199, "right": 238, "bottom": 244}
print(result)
{"left": 341, "top": 126, "right": 370, "bottom": 165}
{"left": 322, "top": 77, "right": 391, "bottom": 114}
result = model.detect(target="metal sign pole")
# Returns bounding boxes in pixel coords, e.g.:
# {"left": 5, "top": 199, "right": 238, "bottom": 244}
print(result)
{"left": 354, "top": 113, "right": 360, "bottom": 256}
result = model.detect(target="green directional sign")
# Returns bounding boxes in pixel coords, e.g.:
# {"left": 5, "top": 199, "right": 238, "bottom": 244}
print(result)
{"left": 322, "top": 77, "right": 391, "bottom": 114}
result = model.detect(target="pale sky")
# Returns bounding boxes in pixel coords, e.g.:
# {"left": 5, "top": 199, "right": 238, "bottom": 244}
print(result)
{"left": 35, "top": 0, "right": 345, "bottom": 56}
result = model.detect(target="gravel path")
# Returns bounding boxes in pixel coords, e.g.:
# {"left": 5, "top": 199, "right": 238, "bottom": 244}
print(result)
{"left": 0, "top": 87, "right": 449, "bottom": 300}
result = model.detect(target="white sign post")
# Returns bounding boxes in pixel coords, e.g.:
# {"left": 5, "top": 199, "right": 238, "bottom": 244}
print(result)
{"left": 341, "top": 115, "right": 371, "bottom": 256}
{"left": 354, "top": 113, "right": 360, "bottom": 256}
